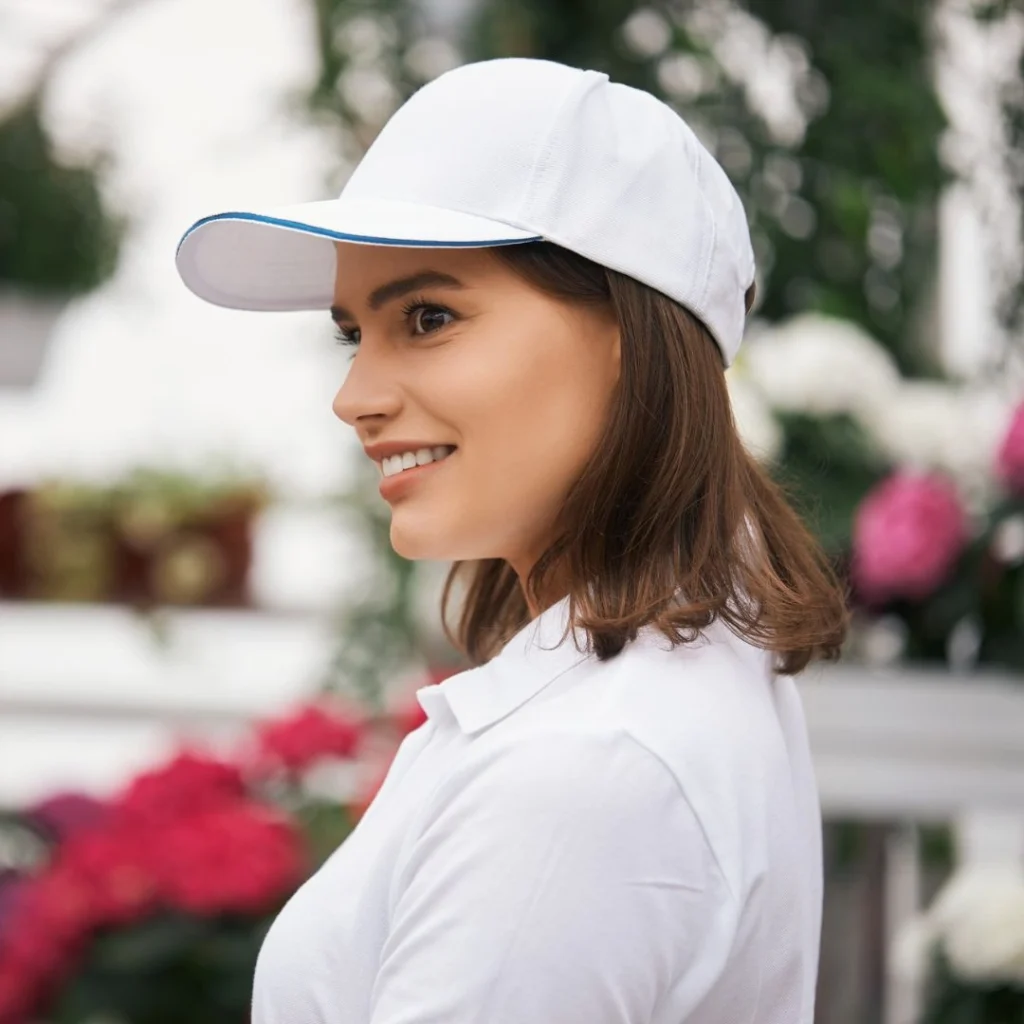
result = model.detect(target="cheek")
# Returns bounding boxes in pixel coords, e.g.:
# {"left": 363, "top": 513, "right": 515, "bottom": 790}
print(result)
{"left": 422, "top": 336, "right": 611, "bottom": 547}
{"left": 385, "top": 304, "right": 618, "bottom": 563}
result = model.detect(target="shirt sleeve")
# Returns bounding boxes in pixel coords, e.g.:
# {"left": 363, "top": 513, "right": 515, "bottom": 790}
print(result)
{"left": 368, "top": 728, "right": 736, "bottom": 1024}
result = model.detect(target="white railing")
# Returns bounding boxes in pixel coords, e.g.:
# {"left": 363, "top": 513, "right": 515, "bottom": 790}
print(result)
{"left": 800, "top": 662, "right": 1024, "bottom": 1024}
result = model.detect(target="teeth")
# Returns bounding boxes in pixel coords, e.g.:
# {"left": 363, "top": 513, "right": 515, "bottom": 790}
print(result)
{"left": 381, "top": 446, "right": 454, "bottom": 478}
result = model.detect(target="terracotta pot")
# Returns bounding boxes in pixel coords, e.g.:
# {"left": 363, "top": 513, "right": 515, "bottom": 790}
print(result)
{"left": 0, "top": 489, "right": 29, "bottom": 597}
{"left": 193, "top": 498, "right": 258, "bottom": 606}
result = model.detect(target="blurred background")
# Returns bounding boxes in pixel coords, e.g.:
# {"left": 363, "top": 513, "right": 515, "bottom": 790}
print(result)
{"left": 2, "top": 1, "right": 1024, "bottom": 1022}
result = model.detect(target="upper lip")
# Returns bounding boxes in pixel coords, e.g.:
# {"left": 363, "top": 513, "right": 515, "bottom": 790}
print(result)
{"left": 363, "top": 441, "right": 456, "bottom": 463}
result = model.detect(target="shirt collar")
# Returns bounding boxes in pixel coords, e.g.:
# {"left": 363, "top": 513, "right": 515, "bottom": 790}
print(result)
{"left": 415, "top": 594, "right": 593, "bottom": 735}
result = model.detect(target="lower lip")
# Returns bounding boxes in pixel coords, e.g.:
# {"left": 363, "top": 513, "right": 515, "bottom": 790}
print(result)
{"left": 378, "top": 452, "right": 454, "bottom": 501}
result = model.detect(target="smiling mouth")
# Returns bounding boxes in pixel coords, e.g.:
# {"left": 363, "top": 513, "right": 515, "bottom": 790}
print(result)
{"left": 379, "top": 445, "right": 457, "bottom": 478}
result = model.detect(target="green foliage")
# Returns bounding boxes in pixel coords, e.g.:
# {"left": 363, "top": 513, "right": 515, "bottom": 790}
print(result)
{"left": 50, "top": 913, "right": 274, "bottom": 1024}
{"left": 920, "top": 945, "right": 1024, "bottom": 1024}
{"left": 966, "top": 1, "right": 1024, "bottom": 339}
{"left": 0, "top": 94, "right": 124, "bottom": 296}
{"left": 743, "top": 0, "right": 948, "bottom": 372}
{"left": 773, "top": 412, "right": 890, "bottom": 554}
{"left": 294, "top": 798, "right": 357, "bottom": 867}
{"left": 465, "top": 0, "right": 662, "bottom": 85}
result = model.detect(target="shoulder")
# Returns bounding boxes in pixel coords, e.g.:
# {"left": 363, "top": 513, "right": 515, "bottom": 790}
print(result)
{"left": 437, "top": 725, "right": 694, "bottom": 830}
{"left": 412, "top": 725, "right": 730, "bottom": 903}
{"left": 550, "top": 617, "right": 785, "bottom": 768}
{"left": 560, "top": 621, "right": 794, "bottom": 894}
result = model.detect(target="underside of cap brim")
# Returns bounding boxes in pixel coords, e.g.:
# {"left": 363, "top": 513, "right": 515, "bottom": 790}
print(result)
{"left": 174, "top": 197, "right": 542, "bottom": 311}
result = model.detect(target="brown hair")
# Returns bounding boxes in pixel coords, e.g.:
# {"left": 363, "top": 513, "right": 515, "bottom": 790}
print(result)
{"left": 439, "top": 242, "right": 849, "bottom": 675}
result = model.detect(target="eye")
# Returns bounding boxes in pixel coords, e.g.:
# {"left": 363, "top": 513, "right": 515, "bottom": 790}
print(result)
{"left": 403, "top": 300, "right": 457, "bottom": 335}
{"left": 333, "top": 325, "right": 360, "bottom": 347}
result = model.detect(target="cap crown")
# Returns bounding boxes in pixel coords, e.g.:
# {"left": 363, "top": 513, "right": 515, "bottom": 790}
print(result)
{"left": 344, "top": 58, "right": 755, "bottom": 364}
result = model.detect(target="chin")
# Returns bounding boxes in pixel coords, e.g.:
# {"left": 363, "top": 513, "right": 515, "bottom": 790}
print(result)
{"left": 389, "top": 510, "right": 496, "bottom": 563}
{"left": 388, "top": 515, "right": 452, "bottom": 561}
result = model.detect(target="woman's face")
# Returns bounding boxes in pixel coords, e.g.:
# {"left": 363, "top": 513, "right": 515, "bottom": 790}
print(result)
{"left": 331, "top": 242, "right": 620, "bottom": 581}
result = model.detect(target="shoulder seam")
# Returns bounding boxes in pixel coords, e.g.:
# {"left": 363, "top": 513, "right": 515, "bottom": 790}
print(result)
{"left": 616, "top": 727, "right": 738, "bottom": 904}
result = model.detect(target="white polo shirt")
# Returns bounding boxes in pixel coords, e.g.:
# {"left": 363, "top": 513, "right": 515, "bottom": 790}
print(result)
{"left": 252, "top": 594, "right": 823, "bottom": 1024}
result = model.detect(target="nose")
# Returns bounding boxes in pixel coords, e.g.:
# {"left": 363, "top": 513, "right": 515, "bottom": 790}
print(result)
{"left": 331, "top": 346, "right": 403, "bottom": 427}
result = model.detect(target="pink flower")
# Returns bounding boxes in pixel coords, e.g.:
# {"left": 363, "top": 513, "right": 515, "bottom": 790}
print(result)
{"left": 852, "top": 471, "right": 969, "bottom": 604}
{"left": 996, "top": 401, "right": 1024, "bottom": 495}
{"left": 27, "top": 792, "right": 110, "bottom": 842}
{"left": 253, "top": 704, "right": 364, "bottom": 774}
{"left": 114, "top": 750, "right": 246, "bottom": 827}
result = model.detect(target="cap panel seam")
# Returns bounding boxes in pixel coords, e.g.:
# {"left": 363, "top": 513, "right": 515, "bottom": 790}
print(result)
{"left": 692, "top": 147, "right": 718, "bottom": 311}
{"left": 516, "top": 69, "right": 609, "bottom": 227}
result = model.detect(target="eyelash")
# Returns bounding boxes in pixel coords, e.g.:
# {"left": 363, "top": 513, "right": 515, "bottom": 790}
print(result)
{"left": 333, "top": 296, "right": 457, "bottom": 351}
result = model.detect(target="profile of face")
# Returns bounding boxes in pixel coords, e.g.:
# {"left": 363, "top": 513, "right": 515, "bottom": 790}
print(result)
{"left": 330, "top": 242, "right": 621, "bottom": 581}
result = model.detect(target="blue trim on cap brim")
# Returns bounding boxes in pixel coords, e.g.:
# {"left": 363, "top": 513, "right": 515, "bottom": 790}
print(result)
{"left": 176, "top": 211, "right": 543, "bottom": 255}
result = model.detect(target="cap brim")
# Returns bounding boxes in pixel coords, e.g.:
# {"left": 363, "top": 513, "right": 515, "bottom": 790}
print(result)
{"left": 175, "top": 196, "right": 542, "bottom": 311}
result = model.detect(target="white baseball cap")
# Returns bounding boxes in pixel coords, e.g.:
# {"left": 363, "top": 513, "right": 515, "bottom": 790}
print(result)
{"left": 175, "top": 57, "right": 755, "bottom": 365}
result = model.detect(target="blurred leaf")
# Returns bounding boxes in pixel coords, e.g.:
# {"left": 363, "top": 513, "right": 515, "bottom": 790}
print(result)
{"left": 53, "top": 913, "right": 272, "bottom": 1024}
{"left": 773, "top": 412, "right": 889, "bottom": 553}
{"left": 0, "top": 96, "right": 124, "bottom": 295}
{"left": 296, "top": 799, "right": 357, "bottom": 866}
{"left": 90, "top": 913, "right": 208, "bottom": 972}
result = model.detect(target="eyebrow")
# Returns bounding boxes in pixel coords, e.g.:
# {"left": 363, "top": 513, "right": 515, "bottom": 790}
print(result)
{"left": 330, "top": 270, "right": 465, "bottom": 323}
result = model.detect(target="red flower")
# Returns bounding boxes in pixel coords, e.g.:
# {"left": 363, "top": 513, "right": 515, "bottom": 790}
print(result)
{"left": 0, "top": 962, "right": 34, "bottom": 1024}
{"left": 54, "top": 826, "right": 159, "bottom": 926}
{"left": 0, "top": 822, "right": 164, "bottom": 1022}
{"left": 0, "top": 869, "right": 93, "bottom": 1018}
{"left": 390, "top": 699, "right": 428, "bottom": 737}
{"left": 114, "top": 750, "right": 246, "bottom": 826}
{"left": 7, "top": 866, "right": 96, "bottom": 953}
{"left": 253, "top": 704, "right": 364, "bottom": 774}
{"left": 149, "top": 804, "right": 305, "bottom": 916}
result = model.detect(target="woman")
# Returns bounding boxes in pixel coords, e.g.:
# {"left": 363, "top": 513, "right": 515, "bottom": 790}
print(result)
{"left": 176, "top": 57, "right": 847, "bottom": 1024}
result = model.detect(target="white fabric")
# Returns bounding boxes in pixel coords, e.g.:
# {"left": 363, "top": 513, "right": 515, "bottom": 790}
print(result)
{"left": 175, "top": 58, "right": 755, "bottom": 365}
{"left": 252, "top": 595, "right": 823, "bottom": 1024}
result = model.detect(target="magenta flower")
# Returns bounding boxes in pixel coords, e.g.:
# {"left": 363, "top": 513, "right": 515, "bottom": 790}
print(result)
{"left": 996, "top": 401, "right": 1024, "bottom": 496}
{"left": 27, "top": 792, "right": 110, "bottom": 842}
{"left": 852, "top": 471, "right": 969, "bottom": 604}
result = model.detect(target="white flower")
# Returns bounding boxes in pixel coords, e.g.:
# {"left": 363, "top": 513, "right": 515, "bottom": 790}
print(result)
{"left": 404, "top": 38, "right": 461, "bottom": 82}
{"left": 858, "top": 614, "right": 909, "bottom": 667}
{"left": 336, "top": 67, "right": 400, "bottom": 125}
{"left": 927, "top": 863, "right": 1024, "bottom": 986}
{"left": 862, "top": 382, "right": 1015, "bottom": 492}
{"left": 890, "top": 915, "right": 939, "bottom": 985}
{"left": 741, "top": 313, "right": 900, "bottom": 419}
{"left": 725, "top": 371, "right": 783, "bottom": 462}
{"left": 992, "top": 514, "right": 1024, "bottom": 566}
{"left": 621, "top": 7, "right": 673, "bottom": 58}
